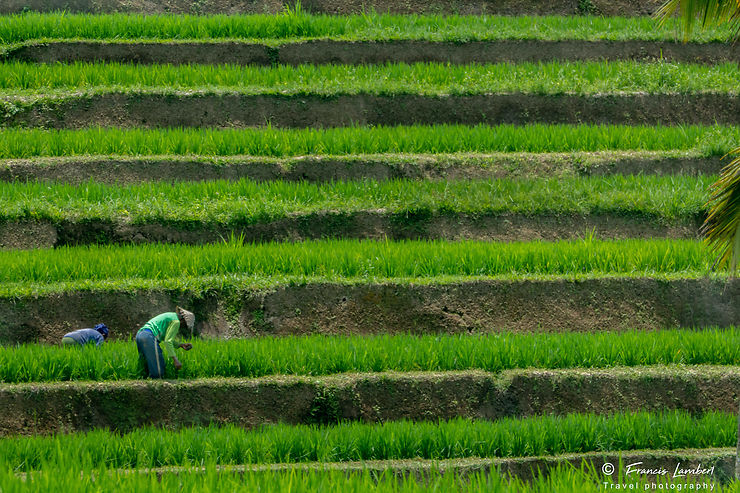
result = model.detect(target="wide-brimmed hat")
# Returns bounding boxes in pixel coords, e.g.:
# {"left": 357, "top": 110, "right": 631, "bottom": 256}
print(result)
{"left": 176, "top": 307, "right": 195, "bottom": 334}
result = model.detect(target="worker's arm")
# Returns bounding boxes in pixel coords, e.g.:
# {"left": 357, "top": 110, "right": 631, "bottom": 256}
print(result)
{"left": 162, "top": 320, "right": 181, "bottom": 369}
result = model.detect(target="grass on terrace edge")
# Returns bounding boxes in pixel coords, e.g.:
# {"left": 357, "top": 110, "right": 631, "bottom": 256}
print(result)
{"left": 0, "top": 330, "right": 738, "bottom": 383}
{"left": 1, "top": 61, "right": 739, "bottom": 95}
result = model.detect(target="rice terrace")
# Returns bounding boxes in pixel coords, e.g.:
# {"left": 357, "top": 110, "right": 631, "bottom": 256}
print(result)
{"left": 1, "top": 0, "right": 740, "bottom": 491}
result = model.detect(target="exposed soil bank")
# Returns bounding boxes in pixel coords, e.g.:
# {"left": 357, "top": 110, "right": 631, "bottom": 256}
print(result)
{"left": 0, "top": 367, "right": 736, "bottom": 436}
{"left": 7, "top": 40, "right": 739, "bottom": 65}
{"left": 0, "top": 153, "right": 721, "bottom": 185}
{"left": 4, "top": 93, "right": 740, "bottom": 129}
{"left": 0, "top": 213, "right": 701, "bottom": 250}
{"left": 132, "top": 449, "right": 737, "bottom": 484}
{"left": 0, "top": 278, "right": 736, "bottom": 344}
{"left": 0, "top": 0, "right": 665, "bottom": 16}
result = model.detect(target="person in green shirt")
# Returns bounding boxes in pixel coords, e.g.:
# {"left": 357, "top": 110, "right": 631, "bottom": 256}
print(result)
{"left": 136, "top": 307, "right": 195, "bottom": 378}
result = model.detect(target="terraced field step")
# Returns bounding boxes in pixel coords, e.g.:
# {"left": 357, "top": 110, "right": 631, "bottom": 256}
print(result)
{"left": 2, "top": 61, "right": 739, "bottom": 127}
{"left": 2, "top": 125, "right": 734, "bottom": 159}
{"left": 3, "top": 15, "right": 732, "bottom": 57}
{"left": 19, "top": 61, "right": 740, "bottom": 95}
{"left": 1, "top": 275, "right": 736, "bottom": 343}
{"left": 0, "top": 0, "right": 665, "bottom": 16}
{"left": 5, "top": 15, "right": 732, "bottom": 44}
{"left": 103, "top": 450, "right": 738, "bottom": 483}
{"left": 5, "top": 329, "right": 740, "bottom": 383}
{"left": 0, "top": 153, "right": 724, "bottom": 184}
{"left": 7, "top": 39, "right": 740, "bottom": 65}
{"left": 0, "top": 213, "right": 702, "bottom": 249}
{"left": 0, "top": 176, "right": 709, "bottom": 247}
{"left": 6, "top": 92, "right": 739, "bottom": 128}
{"left": 1, "top": 368, "right": 737, "bottom": 435}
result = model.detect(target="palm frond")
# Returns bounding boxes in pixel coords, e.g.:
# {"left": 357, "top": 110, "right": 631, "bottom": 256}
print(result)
{"left": 702, "top": 147, "right": 740, "bottom": 273}
{"left": 658, "top": 0, "right": 740, "bottom": 272}
{"left": 656, "top": 0, "right": 740, "bottom": 40}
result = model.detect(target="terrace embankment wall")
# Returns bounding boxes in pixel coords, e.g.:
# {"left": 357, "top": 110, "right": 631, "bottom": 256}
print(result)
{"left": 0, "top": 214, "right": 703, "bottom": 250}
{"left": 5, "top": 93, "right": 740, "bottom": 128}
{"left": 0, "top": 367, "right": 736, "bottom": 435}
{"left": 0, "top": 278, "right": 737, "bottom": 344}
{"left": 7, "top": 40, "right": 740, "bottom": 66}
{"left": 0, "top": 154, "right": 724, "bottom": 184}
{"left": 0, "top": 0, "right": 664, "bottom": 16}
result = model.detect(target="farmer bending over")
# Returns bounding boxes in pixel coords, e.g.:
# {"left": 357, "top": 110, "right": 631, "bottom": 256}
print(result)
{"left": 61, "top": 323, "right": 109, "bottom": 347}
{"left": 136, "top": 307, "right": 194, "bottom": 379}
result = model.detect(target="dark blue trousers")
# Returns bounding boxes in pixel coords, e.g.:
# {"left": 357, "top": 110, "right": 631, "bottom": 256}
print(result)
{"left": 136, "top": 329, "right": 166, "bottom": 378}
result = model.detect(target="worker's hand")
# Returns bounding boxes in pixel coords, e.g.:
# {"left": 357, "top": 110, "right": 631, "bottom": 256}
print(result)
{"left": 173, "top": 357, "right": 182, "bottom": 371}
{"left": 181, "top": 343, "right": 193, "bottom": 351}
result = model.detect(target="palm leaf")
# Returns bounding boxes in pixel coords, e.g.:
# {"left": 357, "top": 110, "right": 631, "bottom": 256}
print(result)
{"left": 702, "top": 148, "right": 740, "bottom": 272}
{"left": 656, "top": 0, "right": 740, "bottom": 40}
{"left": 657, "top": 0, "right": 740, "bottom": 272}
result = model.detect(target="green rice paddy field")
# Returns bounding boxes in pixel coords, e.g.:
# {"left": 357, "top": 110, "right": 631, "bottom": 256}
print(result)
{"left": 0, "top": 177, "right": 710, "bottom": 222}
{"left": 0, "top": 13, "right": 733, "bottom": 43}
{"left": 1, "top": 124, "right": 736, "bottom": 157}
{"left": 0, "top": 240, "right": 713, "bottom": 284}
{"left": 3, "top": 412, "right": 735, "bottom": 469}
{"left": 2, "top": 60, "right": 739, "bottom": 95}
{"left": 0, "top": 329, "right": 738, "bottom": 383}
{"left": 1, "top": 7, "right": 739, "bottom": 492}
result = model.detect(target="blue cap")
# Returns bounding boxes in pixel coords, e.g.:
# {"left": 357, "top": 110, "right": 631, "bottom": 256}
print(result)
{"left": 94, "top": 323, "right": 109, "bottom": 338}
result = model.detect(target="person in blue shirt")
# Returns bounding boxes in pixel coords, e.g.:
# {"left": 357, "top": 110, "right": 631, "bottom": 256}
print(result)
{"left": 61, "top": 323, "right": 110, "bottom": 347}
